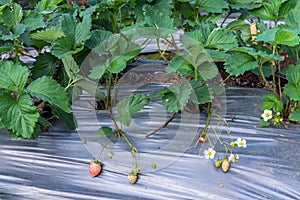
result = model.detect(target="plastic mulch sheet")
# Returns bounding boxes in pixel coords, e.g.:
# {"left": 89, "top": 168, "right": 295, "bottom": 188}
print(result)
{"left": 1, "top": 87, "right": 300, "bottom": 200}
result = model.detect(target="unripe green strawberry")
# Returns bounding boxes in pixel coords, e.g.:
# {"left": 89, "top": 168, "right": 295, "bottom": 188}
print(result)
{"left": 214, "top": 159, "right": 221, "bottom": 168}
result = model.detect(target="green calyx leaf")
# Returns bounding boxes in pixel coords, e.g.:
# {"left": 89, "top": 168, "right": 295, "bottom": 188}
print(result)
{"left": 0, "top": 60, "right": 30, "bottom": 93}
{"left": 283, "top": 64, "right": 300, "bottom": 101}
{"left": 116, "top": 94, "right": 150, "bottom": 126}
{"left": 261, "top": 93, "right": 283, "bottom": 112}
{"left": 27, "top": 76, "right": 71, "bottom": 113}
{"left": 162, "top": 81, "right": 192, "bottom": 112}
{"left": 0, "top": 93, "right": 39, "bottom": 138}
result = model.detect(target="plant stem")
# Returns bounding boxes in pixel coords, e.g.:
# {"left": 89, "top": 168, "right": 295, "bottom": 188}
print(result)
{"left": 220, "top": 12, "right": 230, "bottom": 28}
{"left": 156, "top": 38, "right": 168, "bottom": 63}
{"left": 194, "top": 103, "right": 212, "bottom": 148}
{"left": 97, "top": 132, "right": 117, "bottom": 160}
{"left": 146, "top": 112, "right": 177, "bottom": 137}
{"left": 258, "top": 62, "right": 278, "bottom": 97}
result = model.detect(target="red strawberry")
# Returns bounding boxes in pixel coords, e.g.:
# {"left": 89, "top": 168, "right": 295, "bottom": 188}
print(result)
{"left": 128, "top": 173, "right": 138, "bottom": 184}
{"left": 89, "top": 160, "right": 102, "bottom": 177}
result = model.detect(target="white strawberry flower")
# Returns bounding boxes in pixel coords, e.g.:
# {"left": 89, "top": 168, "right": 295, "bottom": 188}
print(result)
{"left": 204, "top": 148, "right": 216, "bottom": 159}
{"left": 235, "top": 138, "right": 247, "bottom": 148}
{"left": 261, "top": 110, "right": 272, "bottom": 121}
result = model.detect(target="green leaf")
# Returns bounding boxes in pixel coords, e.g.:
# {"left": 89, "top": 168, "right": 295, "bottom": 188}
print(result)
{"left": 116, "top": 94, "right": 150, "bottom": 126}
{"left": 134, "top": 0, "right": 173, "bottom": 21}
{"left": 256, "top": 28, "right": 300, "bottom": 46}
{"left": 197, "top": 61, "right": 219, "bottom": 80}
{"left": 97, "top": 126, "right": 113, "bottom": 136}
{"left": 34, "top": 0, "right": 62, "bottom": 13}
{"left": 85, "top": 30, "right": 113, "bottom": 49}
{"left": 189, "top": 80, "right": 213, "bottom": 104}
{"left": 2, "top": 3, "right": 23, "bottom": 26}
{"left": 27, "top": 76, "right": 71, "bottom": 113}
{"left": 51, "top": 37, "right": 75, "bottom": 59}
{"left": 205, "top": 28, "right": 238, "bottom": 50}
{"left": 32, "top": 53, "right": 58, "bottom": 79}
{"left": 275, "top": 29, "right": 300, "bottom": 46}
{"left": 30, "top": 28, "right": 65, "bottom": 40}
{"left": 195, "top": 0, "right": 228, "bottom": 13}
{"left": 166, "top": 55, "right": 190, "bottom": 73}
{"left": 74, "top": 6, "right": 97, "bottom": 44}
{"left": 261, "top": 93, "right": 283, "bottom": 112}
{"left": 162, "top": 81, "right": 192, "bottom": 112}
{"left": 228, "top": 0, "right": 264, "bottom": 10}
{"left": 75, "top": 78, "right": 106, "bottom": 100}
{"left": 279, "top": 0, "right": 299, "bottom": 19}
{"left": 51, "top": 104, "right": 76, "bottom": 130}
{"left": 259, "top": 118, "right": 270, "bottom": 127}
{"left": 0, "top": 61, "right": 29, "bottom": 92}
{"left": 0, "top": 93, "right": 39, "bottom": 138}
{"left": 60, "top": 14, "right": 76, "bottom": 39}
{"left": 285, "top": 9, "right": 300, "bottom": 29}
{"left": 88, "top": 62, "right": 108, "bottom": 80}
{"left": 283, "top": 65, "right": 300, "bottom": 101}
{"left": 22, "top": 11, "right": 44, "bottom": 32}
{"left": 289, "top": 110, "right": 300, "bottom": 122}
{"left": 62, "top": 55, "right": 79, "bottom": 80}
{"left": 225, "top": 52, "right": 258, "bottom": 76}
{"left": 107, "top": 57, "right": 127, "bottom": 74}
{"left": 250, "top": 0, "right": 287, "bottom": 20}
{"left": 180, "top": 22, "right": 216, "bottom": 47}
{"left": 143, "top": 5, "right": 176, "bottom": 36}
{"left": 0, "top": 23, "right": 26, "bottom": 40}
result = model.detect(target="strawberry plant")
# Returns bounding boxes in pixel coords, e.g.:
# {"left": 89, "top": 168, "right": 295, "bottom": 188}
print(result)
{"left": 223, "top": 0, "right": 300, "bottom": 125}
{"left": 0, "top": 60, "right": 71, "bottom": 138}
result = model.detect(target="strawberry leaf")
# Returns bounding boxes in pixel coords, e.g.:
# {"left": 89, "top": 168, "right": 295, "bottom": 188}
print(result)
{"left": 189, "top": 80, "right": 213, "bottom": 104}
{"left": 289, "top": 110, "right": 300, "bottom": 122}
{"left": 116, "top": 94, "right": 150, "bottom": 126}
{"left": 62, "top": 55, "right": 79, "bottom": 81}
{"left": 205, "top": 28, "right": 238, "bottom": 50}
{"left": 27, "top": 76, "right": 71, "bottom": 113}
{"left": 256, "top": 28, "right": 300, "bottom": 46}
{"left": 0, "top": 60, "right": 30, "bottom": 93}
{"left": 162, "top": 81, "right": 192, "bottom": 112}
{"left": 97, "top": 126, "right": 113, "bottom": 136}
{"left": 85, "top": 30, "right": 113, "bottom": 49}
{"left": 261, "top": 93, "right": 283, "bottom": 112}
{"left": 30, "top": 28, "right": 65, "bottom": 40}
{"left": 0, "top": 93, "right": 39, "bottom": 138}
{"left": 2, "top": 3, "right": 23, "bottom": 27}
{"left": 283, "top": 64, "right": 300, "bottom": 101}
{"left": 225, "top": 52, "right": 258, "bottom": 76}
{"left": 32, "top": 53, "right": 58, "bottom": 79}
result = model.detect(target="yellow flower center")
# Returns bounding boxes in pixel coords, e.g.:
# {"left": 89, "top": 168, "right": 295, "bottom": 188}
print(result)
{"left": 239, "top": 141, "right": 244, "bottom": 146}
{"left": 265, "top": 113, "right": 270, "bottom": 118}
{"left": 208, "top": 152, "right": 212, "bottom": 156}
